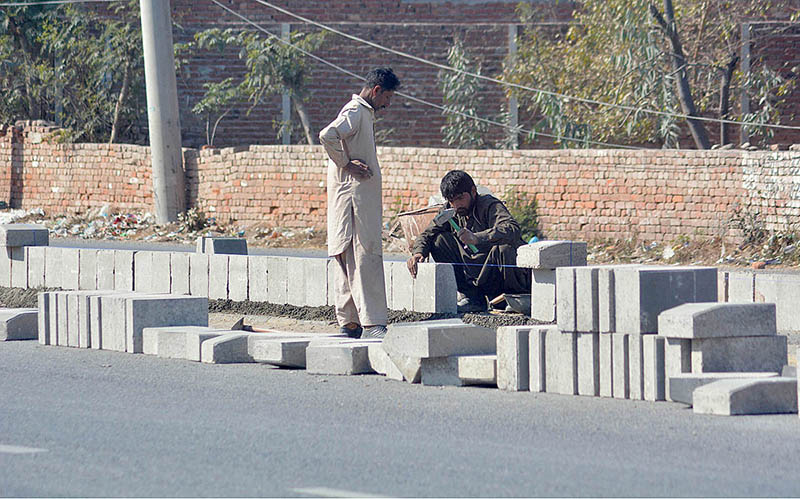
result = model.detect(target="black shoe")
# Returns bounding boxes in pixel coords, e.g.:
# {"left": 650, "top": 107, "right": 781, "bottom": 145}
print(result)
{"left": 340, "top": 325, "right": 363, "bottom": 338}
{"left": 457, "top": 296, "right": 487, "bottom": 314}
{"left": 360, "top": 325, "right": 387, "bottom": 339}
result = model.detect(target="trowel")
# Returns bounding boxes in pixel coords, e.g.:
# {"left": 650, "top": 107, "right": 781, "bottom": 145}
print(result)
{"left": 434, "top": 208, "right": 479, "bottom": 253}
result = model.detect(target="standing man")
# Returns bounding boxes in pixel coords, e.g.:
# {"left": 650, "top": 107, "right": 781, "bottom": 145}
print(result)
{"left": 319, "top": 68, "right": 400, "bottom": 339}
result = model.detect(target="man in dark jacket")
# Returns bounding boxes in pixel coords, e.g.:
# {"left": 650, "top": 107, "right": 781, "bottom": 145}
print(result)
{"left": 407, "top": 170, "right": 532, "bottom": 313}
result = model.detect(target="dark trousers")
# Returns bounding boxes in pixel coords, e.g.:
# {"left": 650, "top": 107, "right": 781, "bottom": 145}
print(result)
{"left": 429, "top": 232, "right": 531, "bottom": 300}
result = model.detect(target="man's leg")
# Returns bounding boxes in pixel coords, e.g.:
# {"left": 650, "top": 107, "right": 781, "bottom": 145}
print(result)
{"left": 349, "top": 234, "right": 388, "bottom": 327}
{"left": 334, "top": 245, "right": 360, "bottom": 329}
{"left": 474, "top": 244, "right": 532, "bottom": 298}
{"left": 429, "top": 232, "right": 484, "bottom": 299}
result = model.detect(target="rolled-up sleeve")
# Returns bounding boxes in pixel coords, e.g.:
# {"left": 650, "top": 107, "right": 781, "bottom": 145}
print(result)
{"left": 319, "top": 107, "right": 360, "bottom": 169}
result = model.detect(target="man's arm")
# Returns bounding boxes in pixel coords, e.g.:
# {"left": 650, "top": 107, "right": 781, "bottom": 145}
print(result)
{"left": 319, "top": 107, "right": 372, "bottom": 179}
{"left": 471, "top": 199, "right": 522, "bottom": 246}
{"left": 407, "top": 208, "right": 450, "bottom": 277}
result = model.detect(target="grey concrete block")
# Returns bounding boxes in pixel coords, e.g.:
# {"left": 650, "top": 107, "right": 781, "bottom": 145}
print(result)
{"left": 196, "top": 236, "right": 247, "bottom": 255}
{"left": 383, "top": 322, "right": 495, "bottom": 359}
{"left": 577, "top": 332, "right": 600, "bottom": 396}
{"left": 413, "top": 262, "right": 457, "bottom": 313}
{"left": 142, "top": 326, "right": 229, "bottom": 361}
{"left": 782, "top": 364, "right": 796, "bottom": 378}
{"left": 27, "top": 246, "right": 46, "bottom": 289}
{"left": 286, "top": 257, "right": 306, "bottom": 306}
{"left": 0, "top": 247, "right": 11, "bottom": 287}
{"left": 531, "top": 269, "right": 556, "bottom": 322}
{"left": 170, "top": 252, "right": 190, "bottom": 295}
{"left": 267, "top": 256, "right": 288, "bottom": 304}
{"left": 133, "top": 251, "right": 153, "bottom": 292}
{"left": 37, "top": 292, "right": 51, "bottom": 345}
{"left": 0, "top": 224, "right": 48, "bottom": 247}
{"left": 201, "top": 333, "right": 253, "bottom": 363}
{"left": 755, "top": 273, "right": 800, "bottom": 333}
{"left": 665, "top": 337, "right": 691, "bottom": 380}
{"left": 96, "top": 250, "right": 115, "bottom": 290}
{"left": 556, "top": 267, "right": 577, "bottom": 332}
{"left": 49, "top": 292, "right": 60, "bottom": 346}
{"left": 99, "top": 293, "right": 138, "bottom": 352}
{"left": 599, "top": 333, "right": 613, "bottom": 397}
{"left": 692, "top": 377, "right": 797, "bottom": 415}
{"left": 421, "top": 354, "right": 497, "bottom": 386}
{"left": 575, "top": 267, "right": 599, "bottom": 333}
{"left": 628, "top": 334, "right": 644, "bottom": 400}
{"left": 367, "top": 342, "right": 404, "bottom": 380}
{"left": 62, "top": 248, "right": 80, "bottom": 290}
{"left": 126, "top": 295, "right": 209, "bottom": 353}
{"left": 391, "top": 260, "right": 414, "bottom": 311}
{"left": 328, "top": 258, "right": 338, "bottom": 307}
{"left": 89, "top": 295, "right": 102, "bottom": 349}
{"left": 248, "top": 256, "right": 269, "bottom": 302}
{"left": 643, "top": 335, "right": 666, "bottom": 401}
{"left": 228, "top": 255, "right": 249, "bottom": 302}
{"left": 717, "top": 270, "right": 728, "bottom": 302}
{"left": 114, "top": 250, "right": 135, "bottom": 291}
{"left": 383, "top": 260, "right": 392, "bottom": 312}
{"left": 66, "top": 292, "right": 84, "bottom": 347}
{"left": 0, "top": 308, "right": 38, "bottom": 340}
{"left": 305, "top": 258, "right": 328, "bottom": 307}
{"left": 78, "top": 249, "right": 98, "bottom": 290}
{"left": 691, "top": 335, "right": 787, "bottom": 373}
{"left": 667, "top": 372, "right": 778, "bottom": 405}
{"left": 56, "top": 292, "right": 70, "bottom": 346}
{"left": 517, "top": 240, "right": 587, "bottom": 269}
{"left": 249, "top": 335, "right": 345, "bottom": 368}
{"left": 615, "top": 266, "right": 718, "bottom": 334}
{"left": 528, "top": 326, "right": 550, "bottom": 392}
{"left": 545, "top": 329, "right": 577, "bottom": 395}
{"left": 598, "top": 266, "right": 626, "bottom": 333}
{"left": 382, "top": 319, "right": 465, "bottom": 383}
{"left": 306, "top": 342, "right": 375, "bottom": 375}
{"left": 496, "top": 326, "right": 530, "bottom": 391}
{"left": 151, "top": 252, "right": 171, "bottom": 293}
{"left": 9, "top": 246, "right": 26, "bottom": 288}
{"left": 658, "top": 302, "right": 776, "bottom": 339}
{"left": 612, "top": 333, "right": 629, "bottom": 399}
{"left": 188, "top": 253, "right": 209, "bottom": 296}
{"left": 44, "top": 247, "right": 62, "bottom": 289}
{"left": 208, "top": 254, "right": 229, "bottom": 300}
{"left": 728, "top": 271, "right": 754, "bottom": 302}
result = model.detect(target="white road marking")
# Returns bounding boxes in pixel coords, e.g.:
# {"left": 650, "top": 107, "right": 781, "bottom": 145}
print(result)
{"left": 292, "top": 487, "right": 387, "bottom": 498}
{"left": 0, "top": 444, "right": 48, "bottom": 455}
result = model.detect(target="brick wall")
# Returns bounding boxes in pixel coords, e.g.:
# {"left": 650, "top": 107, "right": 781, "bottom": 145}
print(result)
{"left": 6, "top": 123, "right": 800, "bottom": 246}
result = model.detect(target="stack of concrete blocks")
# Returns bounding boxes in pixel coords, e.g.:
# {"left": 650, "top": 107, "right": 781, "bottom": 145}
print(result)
{"left": 0, "top": 308, "right": 38, "bottom": 340}
{"left": 717, "top": 269, "right": 800, "bottom": 334}
{"left": 657, "top": 302, "right": 794, "bottom": 414}
{"left": 0, "top": 224, "right": 49, "bottom": 288}
{"left": 381, "top": 319, "right": 495, "bottom": 385}
{"left": 385, "top": 261, "right": 458, "bottom": 313}
{"left": 516, "top": 241, "right": 587, "bottom": 322}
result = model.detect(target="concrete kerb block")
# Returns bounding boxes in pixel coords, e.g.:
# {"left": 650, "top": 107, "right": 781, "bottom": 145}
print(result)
{"left": 755, "top": 273, "right": 800, "bottom": 333}
{"left": 304, "top": 258, "right": 328, "bottom": 307}
{"left": 383, "top": 322, "right": 495, "bottom": 359}
{"left": 531, "top": 269, "right": 556, "bottom": 322}
{"left": 267, "top": 256, "right": 288, "bottom": 305}
{"left": 96, "top": 250, "right": 115, "bottom": 290}
{"left": 329, "top": 259, "right": 338, "bottom": 307}
{"left": 575, "top": 267, "right": 599, "bottom": 333}
{"left": 414, "top": 262, "right": 456, "bottom": 313}
{"left": 390, "top": 260, "right": 414, "bottom": 311}
{"left": 44, "top": 247, "right": 62, "bottom": 289}
{"left": 170, "top": 252, "right": 190, "bottom": 295}
{"left": 717, "top": 270, "right": 728, "bottom": 303}
{"left": 692, "top": 377, "right": 797, "bottom": 416}
{"left": 599, "top": 333, "right": 613, "bottom": 397}
{"left": 126, "top": 295, "right": 209, "bottom": 353}
{"left": 56, "top": 292, "right": 70, "bottom": 346}
{"left": 528, "top": 326, "right": 551, "bottom": 392}
{"left": 286, "top": 257, "right": 306, "bottom": 306}
{"left": 383, "top": 260, "right": 392, "bottom": 312}
{"left": 421, "top": 354, "right": 497, "bottom": 386}
{"left": 9, "top": 246, "right": 25, "bottom": 288}
{"left": 643, "top": 335, "right": 666, "bottom": 402}
{"left": 628, "top": 334, "right": 645, "bottom": 400}
{"left": 615, "top": 266, "right": 718, "bottom": 334}
{"left": 577, "top": 332, "right": 600, "bottom": 396}
{"left": 62, "top": 248, "right": 80, "bottom": 290}
{"left": 517, "top": 240, "right": 587, "bottom": 269}
{"left": 0, "top": 308, "right": 38, "bottom": 340}
{"left": 26, "top": 246, "right": 46, "bottom": 289}
{"left": 611, "top": 333, "right": 629, "bottom": 399}
{"left": 201, "top": 333, "right": 254, "bottom": 363}
{"left": 667, "top": 372, "right": 779, "bottom": 405}
{"left": 49, "top": 291, "right": 60, "bottom": 346}
{"left": 99, "top": 293, "right": 141, "bottom": 352}
{"left": 228, "top": 254, "right": 249, "bottom": 302}
{"left": 306, "top": 341, "right": 377, "bottom": 375}
{"left": 556, "top": 267, "right": 577, "bottom": 332}
{"left": 188, "top": 253, "right": 210, "bottom": 297}
{"left": 86, "top": 291, "right": 124, "bottom": 350}
{"left": 151, "top": 252, "right": 172, "bottom": 294}
{"left": 248, "top": 255, "right": 270, "bottom": 303}
{"left": 545, "top": 329, "right": 578, "bottom": 395}
{"left": 133, "top": 251, "right": 153, "bottom": 292}
{"left": 114, "top": 250, "right": 135, "bottom": 291}
{"left": 496, "top": 326, "right": 530, "bottom": 391}
{"left": 382, "top": 319, "right": 465, "bottom": 382}
{"left": 0, "top": 224, "right": 48, "bottom": 247}
{"left": 0, "top": 247, "right": 11, "bottom": 287}
{"left": 196, "top": 236, "right": 247, "bottom": 255}
{"left": 728, "top": 271, "right": 754, "bottom": 302}
{"left": 368, "top": 342, "right": 404, "bottom": 380}
{"left": 665, "top": 337, "right": 691, "bottom": 381}
{"left": 691, "top": 335, "right": 787, "bottom": 373}
{"left": 248, "top": 334, "right": 346, "bottom": 368}
{"left": 658, "top": 302, "right": 777, "bottom": 339}
{"left": 37, "top": 292, "right": 51, "bottom": 345}
{"left": 78, "top": 249, "right": 99, "bottom": 290}
{"left": 208, "top": 254, "right": 229, "bottom": 300}
{"left": 142, "top": 326, "right": 230, "bottom": 361}
{"left": 598, "top": 265, "right": 642, "bottom": 333}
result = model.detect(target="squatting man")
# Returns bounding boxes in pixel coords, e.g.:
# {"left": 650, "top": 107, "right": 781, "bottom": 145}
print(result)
{"left": 407, "top": 170, "right": 532, "bottom": 313}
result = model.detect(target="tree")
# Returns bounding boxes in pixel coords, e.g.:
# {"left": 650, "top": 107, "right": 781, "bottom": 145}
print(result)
{"left": 188, "top": 27, "right": 326, "bottom": 145}
{"left": 438, "top": 37, "right": 488, "bottom": 148}
{"left": 503, "top": 0, "right": 798, "bottom": 149}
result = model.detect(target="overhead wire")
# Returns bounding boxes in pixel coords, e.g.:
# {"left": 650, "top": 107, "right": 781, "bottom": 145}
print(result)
{"left": 252, "top": 0, "right": 800, "bottom": 133}
{"left": 0, "top": 0, "right": 121, "bottom": 6}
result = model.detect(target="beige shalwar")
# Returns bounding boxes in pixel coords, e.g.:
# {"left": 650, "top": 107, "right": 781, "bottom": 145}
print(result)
{"left": 319, "top": 94, "right": 387, "bottom": 327}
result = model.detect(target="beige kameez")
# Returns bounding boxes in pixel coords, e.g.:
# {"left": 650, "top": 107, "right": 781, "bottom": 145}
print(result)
{"left": 319, "top": 94, "right": 387, "bottom": 327}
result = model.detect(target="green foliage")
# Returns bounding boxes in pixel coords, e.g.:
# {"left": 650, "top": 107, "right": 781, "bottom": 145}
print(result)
{"left": 191, "top": 77, "right": 243, "bottom": 146}
{"left": 503, "top": 0, "right": 797, "bottom": 148}
{"left": 438, "top": 37, "right": 488, "bottom": 148}
{"left": 503, "top": 187, "right": 540, "bottom": 242}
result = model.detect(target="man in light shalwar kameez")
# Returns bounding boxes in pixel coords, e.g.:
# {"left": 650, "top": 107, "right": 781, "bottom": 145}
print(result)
{"left": 319, "top": 68, "right": 400, "bottom": 339}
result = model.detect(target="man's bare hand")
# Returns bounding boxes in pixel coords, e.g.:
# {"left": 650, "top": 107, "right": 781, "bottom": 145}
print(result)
{"left": 457, "top": 228, "right": 479, "bottom": 246}
{"left": 407, "top": 253, "right": 425, "bottom": 278}
{"left": 346, "top": 159, "right": 373, "bottom": 180}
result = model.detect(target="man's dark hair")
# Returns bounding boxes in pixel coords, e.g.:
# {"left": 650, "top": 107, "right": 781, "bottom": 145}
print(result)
{"left": 364, "top": 67, "right": 400, "bottom": 92}
{"left": 440, "top": 170, "right": 476, "bottom": 201}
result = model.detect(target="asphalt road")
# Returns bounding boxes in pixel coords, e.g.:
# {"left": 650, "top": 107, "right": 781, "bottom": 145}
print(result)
{"left": 3, "top": 340, "right": 800, "bottom": 497}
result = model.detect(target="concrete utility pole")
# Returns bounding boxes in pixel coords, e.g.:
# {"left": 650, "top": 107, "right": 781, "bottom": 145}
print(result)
{"left": 140, "top": 0, "right": 185, "bottom": 223}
